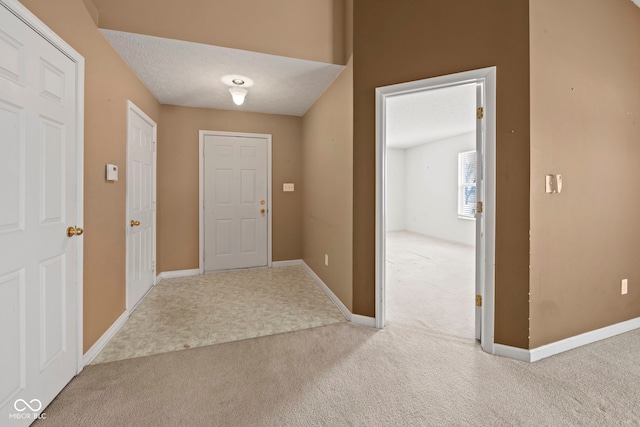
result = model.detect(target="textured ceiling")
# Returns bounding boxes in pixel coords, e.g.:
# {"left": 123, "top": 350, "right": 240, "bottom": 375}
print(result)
{"left": 101, "top": 30, "right": 345, "bottom": 116}
{"left": 386, "top": 83, "right": 477, "bottom": 149}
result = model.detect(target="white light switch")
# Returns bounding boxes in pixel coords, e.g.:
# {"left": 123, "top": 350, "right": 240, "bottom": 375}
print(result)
{"left": 106, "top": 164, "right": 118, "bottom": 181}
{"left": 283, "top": 183, "right": 294, "bottom": 192}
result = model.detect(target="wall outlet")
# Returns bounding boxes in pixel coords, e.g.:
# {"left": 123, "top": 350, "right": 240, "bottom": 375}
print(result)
{"left": 622, "top": 279, "right": 628, "bottom": 295}
{"left": 283, "top": 183, "right": 295, "bottom": 192}
{"left": 324, "top": 254, "right": 329, "bottom": 266}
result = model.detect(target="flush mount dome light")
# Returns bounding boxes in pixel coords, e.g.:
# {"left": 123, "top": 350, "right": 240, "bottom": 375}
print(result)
{"left": 229, "top": 79, "right": 247, "bottom": 105}
{"left": 221, "top": 75, "right": 254, "bottom": 106}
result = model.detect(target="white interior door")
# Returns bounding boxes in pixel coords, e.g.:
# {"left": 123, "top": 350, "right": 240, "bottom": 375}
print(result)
{"left": 475, "top": 83, "right": 485, "bottom": 341}
{"left": 203, "top": 135, "right": 268, "bottom": 271}
{"left": 0, "top": 3, "right": 81, "bottom": 424}
{"left": 126, "top": 102, "right": 156, "bottom": 310}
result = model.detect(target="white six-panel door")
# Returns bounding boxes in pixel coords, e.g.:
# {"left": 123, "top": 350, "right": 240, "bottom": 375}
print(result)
{"left": 126, "top": 102, "right": 156, "bottom": 311}
{"left": 203, "top": 135, "right": 268, "bottom": 271}
{"left": 0, "top": 2, "right": 82, "bottom": 424}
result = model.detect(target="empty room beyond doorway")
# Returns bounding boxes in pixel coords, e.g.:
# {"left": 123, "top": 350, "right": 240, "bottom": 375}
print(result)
{"left": 384, "top": 80, "right": 479, "bottom": 340}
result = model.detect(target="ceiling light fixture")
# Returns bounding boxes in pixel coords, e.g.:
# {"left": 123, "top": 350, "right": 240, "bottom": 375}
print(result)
{"left": 229, "top": 79, "right": 247, "bottom": 106}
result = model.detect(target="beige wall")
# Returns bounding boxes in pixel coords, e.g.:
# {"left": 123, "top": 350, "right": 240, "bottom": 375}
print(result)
{"left": 158, "top": 106, "right": 303, "bottom": 272}
{"left": 353, "top": 0, "right": 531, "bottom": 348}
{"left": 302, "top": 58, "right": 354, "bottom": 311}
{"left": 92, "top": 0, "right": 347, "bottom": 65}
{"left": 529, "top": 0, "right": 640, "bottom": 347}
{"left": 21, "top": 0, "right": 161, "bottom": 352}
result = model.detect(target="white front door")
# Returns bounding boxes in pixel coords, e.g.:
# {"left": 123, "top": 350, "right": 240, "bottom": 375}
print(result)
{"left": 0, "top": 3, "right": 81, "bottom": 425}
{"left": 203, "top": 134, "right": 269, "bottom": 271}
{"left": 126, "top": 102, "right": 156, "bottom": 310}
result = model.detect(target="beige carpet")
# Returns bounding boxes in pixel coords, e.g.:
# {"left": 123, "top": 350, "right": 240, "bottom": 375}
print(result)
{"left": 35, "top": 322, "right": 640, "bottom": 426}
{"left": 35, "top": 234, "right": 640, "bottom": 426}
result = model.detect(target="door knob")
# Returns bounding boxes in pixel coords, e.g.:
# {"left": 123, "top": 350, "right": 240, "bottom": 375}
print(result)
{"left": 130, "top": 220, "right": 141, "bottom": 227}
{"left": 260, "top": 209, "right": 265, "bottom": 214}
{"left": 67, "top": 226, "right": 84, "bottom": 237}
{"left": 260, "top": 200, "right": 265, "bottom": 205}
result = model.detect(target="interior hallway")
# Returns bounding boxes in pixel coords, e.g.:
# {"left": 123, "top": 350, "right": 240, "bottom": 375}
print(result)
{"left": 92, "top": 265, "right": 346, "bottom": 364}
{"left": 386, "top": 231, "right": 475, "bottom": 339}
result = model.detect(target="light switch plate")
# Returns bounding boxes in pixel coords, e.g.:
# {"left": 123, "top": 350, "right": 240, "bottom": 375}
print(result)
{"left": 283, "top": 183, "right": 294, "bottom": 192}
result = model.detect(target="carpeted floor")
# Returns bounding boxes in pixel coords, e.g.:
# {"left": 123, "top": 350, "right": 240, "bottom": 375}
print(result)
{"left": 34, "top": 233, "right": 640, "bottom": 426}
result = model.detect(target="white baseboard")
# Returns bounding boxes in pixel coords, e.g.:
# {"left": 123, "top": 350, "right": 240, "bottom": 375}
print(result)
{"left": 272, "top": 260, "right": 303, "bottom": 267}
{"left": 302, "top": 261, "right": 351, "bottom": 322}
{"left": 529, "top": 317, "right": 640, "bottom": 362}
{"left": 82, "top": 310, "right": 128, "bottom": 366}
{"left": 494, "top": 317, "right": 640, "bottom": 362}
{"left": 158, "top": 268, "right": 200, "bottom": 281}
{"left": 352, "top": 314, "right": 376, "bottom": 328}
{"left": 493, "top": 344, "right": 531, "bottom": 362}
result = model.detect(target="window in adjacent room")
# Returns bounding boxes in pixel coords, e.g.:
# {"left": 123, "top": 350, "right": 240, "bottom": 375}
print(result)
{"left": 458, "top": 150, "right": 477, "bottom": 219}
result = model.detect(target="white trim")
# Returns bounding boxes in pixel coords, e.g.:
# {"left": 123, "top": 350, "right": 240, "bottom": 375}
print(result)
{"left": 375, "top": 67, "right": 497, "bottom": 355}
{"left": 125, "top": 101, "right": 158, "bottom": 312}
{"left": 351, "top": 314, "right": 376, "bottom": 328}
{"left": 272, "top": 260, "right": 303, "bottom": 267}
{"left": 0, "top": 0, "right": 87, "bottom": 374}
{"left": 493, "top": 344, "right": 531, "bottom": 362}
{"left": 302, "top": 262, "right": 350, "bottom": 322}
{"left": 158, "top": 269, "right": 201, "bottom": 280}
{"left": 529, "top": 317, "right": 640, "bottom": 362}
{"left": 199, "top": 130, "right": 273, "bottom": 274}
{"left": 82, "top": 310, "right": 128, "bottom": 366}
{"left": 493, "top": 317, "right": 640, "bottom": 362}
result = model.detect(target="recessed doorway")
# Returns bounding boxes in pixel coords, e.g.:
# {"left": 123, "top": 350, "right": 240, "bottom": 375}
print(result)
{"left": 375, "top": 68, "right": 496, "bottom": 354}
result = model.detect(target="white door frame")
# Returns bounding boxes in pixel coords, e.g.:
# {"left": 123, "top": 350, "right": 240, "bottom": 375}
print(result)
{"left": 125, "top": 100, "right": 157, "bottom": 311}
{"left": 198, "top": 130, "right": 273, "bottom": 273}
{"left": 375, "top": 67, "right": 496, "bottom": 354}
{"left": 0, "top": 0, "right": 86, "bottom": 373}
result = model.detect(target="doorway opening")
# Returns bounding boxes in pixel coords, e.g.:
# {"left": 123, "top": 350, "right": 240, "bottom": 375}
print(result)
{"left": 375, "top": 68, "right": 496, "bottom": 354}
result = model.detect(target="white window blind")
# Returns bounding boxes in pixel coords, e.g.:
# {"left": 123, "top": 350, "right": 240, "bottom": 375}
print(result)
{"left": 458, "top": 151, "right": 477, "bottom": 219}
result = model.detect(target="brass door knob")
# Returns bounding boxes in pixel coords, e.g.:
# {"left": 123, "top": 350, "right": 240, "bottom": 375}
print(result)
{"left": 67, "top": 226, "right": 84, "bottom": 237}
{"left": 260, "top": 200, "right": 265, "bottom": 205}
{"left": 260, "top": 209, "right": 265, "bottom": 214}
{"left": 130, "top": 220, "right": 141, "bottom": 227}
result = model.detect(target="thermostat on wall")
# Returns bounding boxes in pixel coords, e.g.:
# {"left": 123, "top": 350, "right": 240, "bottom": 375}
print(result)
{"left": 106, "top": 164, "right": 118, "bottom": 181}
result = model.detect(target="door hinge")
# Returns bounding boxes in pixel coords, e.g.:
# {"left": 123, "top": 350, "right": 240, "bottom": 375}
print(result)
{"left": 153, "top": 141, "right": 157, "bottom": 152}
{"left": 477, "top": 107, "right": 484, "bottom": 119}
{"left": 476, "top": 295, "right": 482, "bottom": 307}
{"left": 152, "top": 261, "right": 156, "bottom": 270}
{"left": 476, "top": 201, "right": 483, "bottom": 214}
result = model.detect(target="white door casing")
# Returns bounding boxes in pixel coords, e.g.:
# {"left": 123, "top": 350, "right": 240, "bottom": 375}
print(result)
{"left": 199, "top": 131, "right": 272, "bottom": 272}
{"left": 375, "top": 67, "right": 496, "bottom": 354}
{"left": 126, "top": 101, "right": 156, "bottom": 311}
{"left": 475, "top": 83, "right": 485, "bottom": 341}
{"left": 0, "top": 0, "right": 84, "bottom": 424}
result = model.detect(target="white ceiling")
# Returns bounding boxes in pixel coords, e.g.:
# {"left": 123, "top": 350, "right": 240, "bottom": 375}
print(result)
{"left": 386, "top": 83, "right": 477, "bottom": 149}
{"left": 101, "top": 30, "right": 345, "bottom": 117}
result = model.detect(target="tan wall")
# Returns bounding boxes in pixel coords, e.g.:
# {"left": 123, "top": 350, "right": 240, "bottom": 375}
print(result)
{"left": 352, "top": 0, "right": 531, "bottom": 348}
{"left": 158, "top": 106, "right": 303, "bottom": 272}
{"left": 21, "top": 0, "right": 161, "bottom": 353}
{"left": 92, "top": 0, "right": 347, "bottom": 65}
{"left": 302, "top": 58, "right": 354, "bottom": 311}
{"left": 529, "top": 0, "right": 640, "bottom": 347}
